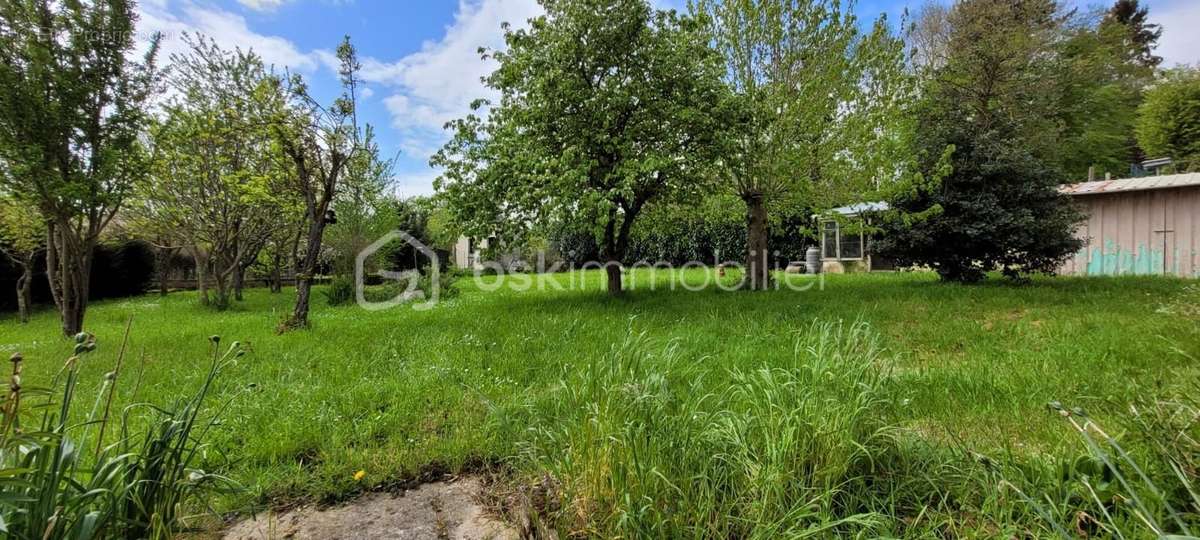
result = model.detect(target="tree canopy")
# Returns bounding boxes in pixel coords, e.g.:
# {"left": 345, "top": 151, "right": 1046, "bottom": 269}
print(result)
{"left": 434, "top": 0, "right": 728, "bottom": 294}
{"left": 880, "top": 0, "right": 1084, "bottom": 282}
{"left": 0, "top": 0, "right": 159, "bottom": 334}
{"left": 693, "top": 0, "right": 916, "bottom": 288}
{"left": 1136, "top": 68, "right": 1200, "bottom": 172}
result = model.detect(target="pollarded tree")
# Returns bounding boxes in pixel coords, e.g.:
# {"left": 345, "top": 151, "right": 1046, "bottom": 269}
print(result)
{"left": 0, "top": 0, "right": 159, "bottom": 335}
{"left": 694, "top": 0, "right": 916, "bottom": 289}
{"left": 0, "top": 196, "right": 45, "bottom": 323}
{"left": 434, "top": 0, "right": 727, "bottom": 295}
{"left": 1136, "top": 68, "right": 1200, "bottom": 172}
{"left": 269, "top": 36, "right": 362, "bottom": 329}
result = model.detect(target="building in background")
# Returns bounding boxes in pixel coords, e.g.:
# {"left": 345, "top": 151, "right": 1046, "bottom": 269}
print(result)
{"left": 452, "top": 236, "right": 490, "bottom": 269}
{"left": 1060, "top": 172, "right": 1200, "bottom": 277}
{"left": 815, "top": 202, "right": 895, "bottom": 273}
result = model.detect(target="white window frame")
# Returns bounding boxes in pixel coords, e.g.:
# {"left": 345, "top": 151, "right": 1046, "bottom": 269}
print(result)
{"left": 821, "top": 219, "right": 865, "bottom": 261}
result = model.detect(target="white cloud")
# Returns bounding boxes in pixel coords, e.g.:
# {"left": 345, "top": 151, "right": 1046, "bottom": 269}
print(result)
{"left": 236, "top": 0, "right": 290, "bottom": 12}
{"left": 368, "top": 0, "right": 699, "bottom": 194}
{"left": 366, "top": 0, "right": 542, "bottom": 159}
{"left": 1151, "top": 0, "right": 1200, "bottom": 67}
{"left": 136, "top": 1, "right": 319, "bottom": 72}
{"left": 392, "top": 169, "right": 441, "bottom": 197}
{"left": 135, "top": 0, "right": 694, "bottom": 196}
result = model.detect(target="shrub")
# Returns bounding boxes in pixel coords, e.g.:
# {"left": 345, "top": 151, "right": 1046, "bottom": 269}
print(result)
{"left": 89, "top": 240, "right": 155, "bottom": 300}
{"left": 417, "top": 265, "right": 459, "bottom": 300}
{"left": 550, "top": 194, "right": 817, "bottom": 268}
{"left": 0, "top": 332, "right": 241, "bottom": 539}
{"left": 323, "top": 275, "right": 355, "bottom": 306}
{"left": 1, "top": 239, "right": 154, "bottom": 314}
{"left": 360, "top": 266, "right": 459, "bottom": 304}
{"left": 1136, "top": 68, "right": 1200, "bottom": 172}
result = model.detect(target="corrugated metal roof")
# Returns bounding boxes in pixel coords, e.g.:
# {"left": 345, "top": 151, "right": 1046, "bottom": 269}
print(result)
{"left": 1061, "top": 172, "right": 1200, "bottom": 196}
{"left": 828, "top": 201, "right": 890, "bottom": 215}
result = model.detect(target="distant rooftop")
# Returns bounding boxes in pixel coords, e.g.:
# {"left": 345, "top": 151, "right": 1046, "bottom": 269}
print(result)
{"left": 1061, "top": 172, "right": 1200, "bottom": 196}
{"left": 827, "top": 201, "right": 890, "bottom": 215}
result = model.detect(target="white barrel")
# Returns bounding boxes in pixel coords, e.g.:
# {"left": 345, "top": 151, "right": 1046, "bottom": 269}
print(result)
{"left": 805, "top": 246, "right": 821, "bottom": 274}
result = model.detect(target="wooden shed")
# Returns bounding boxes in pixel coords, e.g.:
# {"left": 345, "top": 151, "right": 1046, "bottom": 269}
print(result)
{"left": 1059, "top": 172, "right": 1200, "bottom": 277}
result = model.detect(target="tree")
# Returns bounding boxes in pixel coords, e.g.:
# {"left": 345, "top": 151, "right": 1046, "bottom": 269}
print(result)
{"left": 112, "top": 190, "right": 184, "bottom": 298}
{"left": 694, "top": 0, "right": 915, "bottom": 289}
{"left": 1136, "top": 68, "right": 1200, "bottom": 172}
{"left": 324, "top": 125, "right": 397, "bottom": 277}
{"left": 879, "top": 0, "right": 1083, "bottom": 282}
{"left": 434, "top": 0, "right": 726, "bottom": 295}
{"left": 0, "top": 0, "right": 159, "bottom": 335}
{"left": 270, "top": 36, "right": 361, "bottom": 329}
{"left": 0, "top": 197, "right": 44, "bottom": 323}
{"left": 1054, "top": 0, "right": 1161, "bottom": 179}
{"left": 137, "top": 35, "right": 283, "bottom": 310}
{"left": 1105, "top": 0, "right": 1161, "bottom": 70}
{"left": 908, "top": 2, "right": 952, "bottom": 72}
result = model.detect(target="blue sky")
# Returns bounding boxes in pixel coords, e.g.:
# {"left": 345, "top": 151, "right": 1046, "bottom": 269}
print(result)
{"left": 135, "top": 0, "right": 1200, "bottom": 197}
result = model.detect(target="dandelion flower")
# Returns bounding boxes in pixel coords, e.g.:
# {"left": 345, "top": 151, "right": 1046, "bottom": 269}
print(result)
{"left": 353, "top": 470, "right": 366, "bottom": 482}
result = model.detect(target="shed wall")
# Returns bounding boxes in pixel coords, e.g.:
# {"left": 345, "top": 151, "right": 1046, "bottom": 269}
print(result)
{"left": 1061, "top": 186, "right": 1200, "bottom": 277}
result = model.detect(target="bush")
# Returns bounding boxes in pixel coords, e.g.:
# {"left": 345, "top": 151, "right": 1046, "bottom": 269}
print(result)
{"left": 89, "top": 240, "right": 155, "bottom": 300}
{"left": 0, "top": 333, "right": 241, "bottom": 539}
{"left": 549, "top": 194, "right": 817, "bottom": 268}
{"left": 360, "top": 266, "right": 459, "bottom": 304}
{"left": 323, "top": 275, "right": 355, "bottom": 306}
{"left": 1, "top": 239, "right": 155, "bottom": 313}
{"left": 417, "top": 265, "right": 459, "bottom": 300}
{"left": 878, "top": 126, "right": 1084, "bottom": 282}
{"left": 1136, "top": 68, "right": 1200, "bottom": 172}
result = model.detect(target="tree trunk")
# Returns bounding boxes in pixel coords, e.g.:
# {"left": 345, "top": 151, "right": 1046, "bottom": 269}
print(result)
{"left": 213, "top": 274, "right": 230, "bottom": 310}
{"left": 600, "top": 211, "right": 623, "bottom": 296}
{"left": 744, "top": 193, "right": 771, "bottom": 291}
{"left": 597, "top": 198, "right": 644, "bottom": 297}
{"left": 15, "top": 262, "right": 31, "bottom": 324}
{"left": 46, "top": 222, "right": 91, "bottom": 336}
{"left": 288, "top": 216, "right": 329, "bottom": 329}
{"left": 604, "top": 263, "right": 622, "bottom": 295}
{"left": 193, "top": 249, "right": 210, "bottom": 306}
{"left": 233, "top": 263, "right": 245, "bottom": 301}
{"left": 155, "top": 246, "right": 173, "bottom": 297}
{"left": 209, "top": 252, "right": 238, "bottom": 310}
{"left": 45, "top": 224, "right": 62, "bottom": 313}
{"left": 270, "top": 251, "right": 283, "bottom": 293}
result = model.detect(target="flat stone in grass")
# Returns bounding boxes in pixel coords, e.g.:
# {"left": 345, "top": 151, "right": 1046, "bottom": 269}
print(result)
{"left": 224, "top": 477, "right": 515, "bottom": 540}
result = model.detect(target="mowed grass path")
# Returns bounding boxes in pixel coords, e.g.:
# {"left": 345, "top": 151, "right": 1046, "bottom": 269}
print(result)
{"left": 2, "top": 270, "right": 1197, "bottom": 509}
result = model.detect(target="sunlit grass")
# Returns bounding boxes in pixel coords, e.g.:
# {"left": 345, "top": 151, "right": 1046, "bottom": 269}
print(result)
{"left": 2, "top": 269, "right": 1197, "bottom": 534}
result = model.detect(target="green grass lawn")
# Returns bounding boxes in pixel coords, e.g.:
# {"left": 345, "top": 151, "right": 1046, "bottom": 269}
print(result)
{"left": 3, "top": 269, "right": 1198, "bottom": 536}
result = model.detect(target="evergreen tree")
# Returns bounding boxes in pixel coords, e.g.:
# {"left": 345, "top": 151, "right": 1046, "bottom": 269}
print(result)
{"left": 880, "top": 0, "right": 1084, "bottom": 282}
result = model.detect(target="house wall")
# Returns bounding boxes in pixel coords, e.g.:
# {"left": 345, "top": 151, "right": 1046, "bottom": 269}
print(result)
{"left": 453, "top": 236, "right": 493, "bottom": 269}
{"left": 453, "top": 236, "right": 472, "bottom": 268}
{"left": 1060, "top": 186, "right": 1200, "bottom": 277}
